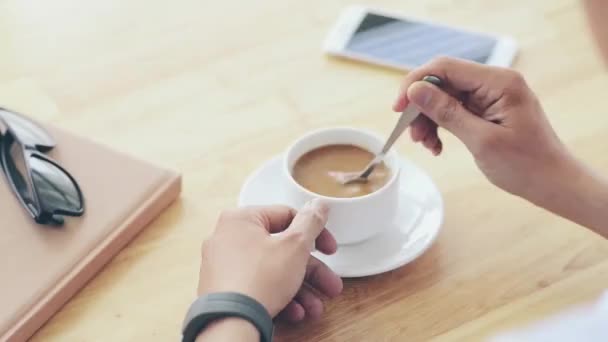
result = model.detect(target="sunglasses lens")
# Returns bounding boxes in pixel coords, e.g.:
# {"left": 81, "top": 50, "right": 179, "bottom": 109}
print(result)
{"left": 0, "top": 109, "right": 55, "bottom": 150}
{"left": 3, "top": 137, "right": 37, "bottom": 208}
{"left": 29, "top": 155, "right": 83, "bottom": 214}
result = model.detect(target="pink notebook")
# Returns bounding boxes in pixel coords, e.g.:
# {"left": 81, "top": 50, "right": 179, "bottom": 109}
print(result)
{"left": 0, "top": 82, "right": 182, "bottom": 342}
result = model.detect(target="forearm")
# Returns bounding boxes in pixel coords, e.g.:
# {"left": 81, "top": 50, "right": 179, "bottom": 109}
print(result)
{"left": 196, "top": 317, "right": 259, "bottom": 342}
{"left": 530, "top": 154, "right": 608, "bottom": 238}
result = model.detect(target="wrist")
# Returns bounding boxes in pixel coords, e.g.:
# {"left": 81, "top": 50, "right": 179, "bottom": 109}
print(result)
{"left": 198, "top": 284, "right": 273, "bottom": 318}
{"left": 196, "top": 317, "right": 259, "bottom": 342}
{"left": 525, "top": 150, "right": 584, "bottom": 208}
{"left": 183, "top": 292, "right": 274, "bottom": 342}
{"left": 526, "top": 151, "right": 608, "bottom": 237}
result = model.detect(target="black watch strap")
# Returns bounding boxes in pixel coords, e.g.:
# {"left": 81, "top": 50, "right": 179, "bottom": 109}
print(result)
{"left": 181, "top": 292, "right": 273, "bottom": 342}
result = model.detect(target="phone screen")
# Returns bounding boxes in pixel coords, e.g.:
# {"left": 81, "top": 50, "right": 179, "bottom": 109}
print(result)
{"left": 345, "top": 13, "right": 499, "bottom": 66}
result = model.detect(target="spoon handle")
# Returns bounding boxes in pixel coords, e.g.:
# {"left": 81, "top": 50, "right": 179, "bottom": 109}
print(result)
{"left": 379, "top": 105, "right": 419, "bottom": 156}
{"left": 345, "top": 76, "right": 443, "bottom": 183}
{"left": 379, "top": 75, "right": 443, "bottom": 156}
{"left": 358, "top": 101, "right": 424, "bottom": 179}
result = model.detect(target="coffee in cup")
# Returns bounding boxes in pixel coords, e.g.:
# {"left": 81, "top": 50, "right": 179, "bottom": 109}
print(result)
{"left": 292, "top": 144, "right": 390, "bottom": 198}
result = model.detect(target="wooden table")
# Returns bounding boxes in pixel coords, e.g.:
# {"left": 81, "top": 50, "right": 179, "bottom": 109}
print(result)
{"left": 1, "top": 0, "right": 607, "bottom": 340}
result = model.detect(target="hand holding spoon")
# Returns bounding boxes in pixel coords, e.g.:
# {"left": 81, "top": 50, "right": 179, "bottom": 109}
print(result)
{"left": 337, "top": 75, "right": 443, "bottom": 185}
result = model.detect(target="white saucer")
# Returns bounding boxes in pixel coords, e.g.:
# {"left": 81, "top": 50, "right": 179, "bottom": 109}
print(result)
{"left": 238, "top": 155, "right": 444, "bottom": 278}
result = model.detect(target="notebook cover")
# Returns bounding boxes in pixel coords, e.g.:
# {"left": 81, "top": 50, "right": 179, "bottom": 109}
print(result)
{"left": 0, "top": 81, "right": 182, "bottom": 342}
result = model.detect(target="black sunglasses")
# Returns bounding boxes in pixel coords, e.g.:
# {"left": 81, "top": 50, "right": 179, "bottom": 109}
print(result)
{"left": 0, "top": 108, "right": 84, "bottom": 225}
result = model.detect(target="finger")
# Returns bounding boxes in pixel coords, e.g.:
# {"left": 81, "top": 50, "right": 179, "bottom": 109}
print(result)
{"left": 428, "top": 125, "right": 442, "bottom": 155}
{"left": 306, "top": 257, "right": 343, "bottom": 298}
{"left": 295, "top": 286, "right": 324, "bottom": 320}
{"left": 432, "top": 138, "right": 443, "bottom": 156}
{"left": 423, "top": 132, "right": 440, "bottom": 153}
{"left": 412, "top": 118, "right": 442, "bottom": 155}
{"left": 393, "top": 88, "right": 409, "bottom": 112}
{"left": 245, "top": 205, "right": 297, "bottom": 233}
{"left": 407, "top": 81, "right": 491, "bottom": 146}
{"left": 394, "top": 57, "right": 496, "bottom": 112}
{"left": 315, "top": 228, "right": 337, "bottom": 255}
{"left": 277, "top": 300, "right": 305, "bottom": 322}
{"left": 286, "top": 199, "right": 329, "bottom": 245}
{"left": 418, "top": 118, "right": 440, "bottom": 153}
{"left": 409, "top": 115, "right": 434, "bottom": 143}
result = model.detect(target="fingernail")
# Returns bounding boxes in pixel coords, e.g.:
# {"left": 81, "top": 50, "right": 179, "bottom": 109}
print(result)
{"left": 409, "top": 83, "right": 433, "bottom": 108}
{"left": 309, "top": 198, "right": 329, "bottom": 217}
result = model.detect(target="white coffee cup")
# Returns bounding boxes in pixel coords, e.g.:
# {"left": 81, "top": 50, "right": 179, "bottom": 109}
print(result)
{"left": 283, "top": 127, "right": 400, "bottom": 245}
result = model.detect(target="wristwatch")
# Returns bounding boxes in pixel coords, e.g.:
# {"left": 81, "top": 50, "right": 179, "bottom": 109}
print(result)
{"left": 181, "top": 292, "right": 274, "bottom": 342}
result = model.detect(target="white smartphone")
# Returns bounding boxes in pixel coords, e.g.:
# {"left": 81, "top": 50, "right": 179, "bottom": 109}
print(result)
{"left": 323, "top": 5, "right": 518, "bottom": 70}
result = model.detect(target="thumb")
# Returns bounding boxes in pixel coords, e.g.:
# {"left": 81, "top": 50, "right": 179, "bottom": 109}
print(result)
{"left": 407, "top": 81, "right": 487, "bottom": 145}
{"left": 286, "top": 199, "right": 329, "bottom": 245}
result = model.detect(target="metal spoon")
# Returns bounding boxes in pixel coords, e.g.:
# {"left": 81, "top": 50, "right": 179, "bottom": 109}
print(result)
{"left": 338, "top": 75, "right": 443, "bottom": 185}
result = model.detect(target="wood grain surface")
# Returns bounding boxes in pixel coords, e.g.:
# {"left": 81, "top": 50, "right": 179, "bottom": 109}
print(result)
{"left": 0, "top": 0, "right": 606, "bottom": 341}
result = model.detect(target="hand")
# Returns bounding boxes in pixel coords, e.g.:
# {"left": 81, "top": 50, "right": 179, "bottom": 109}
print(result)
{"left": 197, "top": 200, "right": 343, "bottom": 322}
{"left": 393, "top": 57, "right": 570, "bottom": 201}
